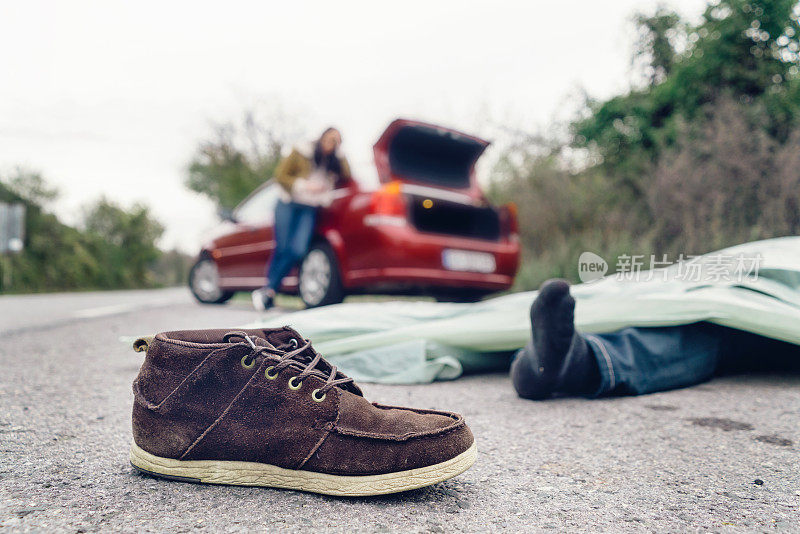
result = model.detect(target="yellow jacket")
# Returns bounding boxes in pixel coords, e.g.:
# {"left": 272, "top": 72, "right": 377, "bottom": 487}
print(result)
{"left": 275, "top": 145, "right": 351, "bottom": 194}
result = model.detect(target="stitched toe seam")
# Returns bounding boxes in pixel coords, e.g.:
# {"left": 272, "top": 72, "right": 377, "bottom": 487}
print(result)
{"left": 331, "top": 420, "right": 466, "bottom": 441}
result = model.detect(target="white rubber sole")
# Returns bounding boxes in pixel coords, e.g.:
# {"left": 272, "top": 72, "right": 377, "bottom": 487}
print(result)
{"left": 130, "top": 441, "right": 477, "bottom": 497}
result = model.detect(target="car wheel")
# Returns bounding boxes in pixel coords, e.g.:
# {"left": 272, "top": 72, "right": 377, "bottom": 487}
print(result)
{"left": 189, "top": 257, "right": 234, "bottom": 304}
{"left": 299, "top": 243, "right": 344, "bottom": 308}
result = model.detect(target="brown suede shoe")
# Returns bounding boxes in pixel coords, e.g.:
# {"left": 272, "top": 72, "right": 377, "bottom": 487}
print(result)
{"left": 129, "top": 327, "right": 476, "bottom": 496}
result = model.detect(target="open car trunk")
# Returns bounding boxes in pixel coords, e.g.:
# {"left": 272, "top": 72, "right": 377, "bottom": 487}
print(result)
{"left": 374, "top": 119, "right": 501, "bottom": 240}
{"left": 374, "top": 119, "right": 489, "bottom": 190}
{"left": 407, "top": 195, "right": 501, "bottom": 241}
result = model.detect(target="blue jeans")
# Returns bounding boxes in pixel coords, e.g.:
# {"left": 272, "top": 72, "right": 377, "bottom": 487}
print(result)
{"left": 265, "top": 201, "right": 317, "bottom": 292}
{"left": 585, "top": 323, "right": 800, "bottom": 396}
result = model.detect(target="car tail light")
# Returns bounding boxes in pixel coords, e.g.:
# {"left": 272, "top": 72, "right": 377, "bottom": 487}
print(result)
{"left": 365, "top": 181, "right": 408, "bottom": 227}
{"left": 499, "top": 202, "right": 518, "bottom": 238}
{"left": 369, "top": 181, "right": 406, "bottom": 216}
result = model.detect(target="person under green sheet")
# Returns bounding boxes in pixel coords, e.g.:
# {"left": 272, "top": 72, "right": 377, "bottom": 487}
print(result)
{"left": 511, "top": 279, "right": 800, "bottom": 400}
{"left": 226, "top": 237, "right": 800, "bottom": 387}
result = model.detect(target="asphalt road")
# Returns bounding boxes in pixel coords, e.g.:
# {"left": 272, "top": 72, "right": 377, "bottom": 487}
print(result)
{"left": 1, "top": 289, "right": 798, "bottom": 532}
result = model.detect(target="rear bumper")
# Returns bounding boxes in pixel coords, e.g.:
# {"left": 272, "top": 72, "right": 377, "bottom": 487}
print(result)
{"left": 343, "top": 223, "right": 520, "bottom": 292}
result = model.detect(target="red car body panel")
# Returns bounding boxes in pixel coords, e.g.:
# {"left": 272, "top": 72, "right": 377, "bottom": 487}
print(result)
{"left": 202, "top": 119, "right": 520, "bottom": 297}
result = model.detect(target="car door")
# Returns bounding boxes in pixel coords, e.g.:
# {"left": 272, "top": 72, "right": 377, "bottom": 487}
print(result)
{"left": 214, "top": 182, "right": 281, "bottom": 287}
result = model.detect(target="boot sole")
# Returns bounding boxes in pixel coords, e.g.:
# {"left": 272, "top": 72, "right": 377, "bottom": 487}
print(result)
{"left": 130, "top": 441, "right": 477, "bottom": 496}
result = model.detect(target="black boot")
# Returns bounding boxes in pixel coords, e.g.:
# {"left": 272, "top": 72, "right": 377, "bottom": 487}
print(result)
{"left": 511, "top": 279, "right": 600, "bottom": 400}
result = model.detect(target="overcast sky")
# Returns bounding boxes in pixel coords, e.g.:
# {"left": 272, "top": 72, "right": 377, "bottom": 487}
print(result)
{"left": 1, "top": 0, "right": 706, "bottom": 253}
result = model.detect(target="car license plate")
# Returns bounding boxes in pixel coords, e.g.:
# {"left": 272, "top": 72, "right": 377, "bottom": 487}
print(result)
{"left": 442, "top": 249, "right": 496, "bottom": 273}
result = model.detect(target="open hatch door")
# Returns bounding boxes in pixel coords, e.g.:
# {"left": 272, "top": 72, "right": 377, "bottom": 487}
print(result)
{"left": 373, "top": 119, "right": 489, "bottom": 191}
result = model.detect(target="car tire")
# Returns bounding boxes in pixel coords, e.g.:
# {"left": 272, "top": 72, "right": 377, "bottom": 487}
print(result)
{"left": 433, "top": 290, "right": 488, "bottom": 303}
{"left": 298, "top": 242, "right": 344, "bottom": 308}
{"left": 188, "top": 256, "right": 234, "bottom": 304}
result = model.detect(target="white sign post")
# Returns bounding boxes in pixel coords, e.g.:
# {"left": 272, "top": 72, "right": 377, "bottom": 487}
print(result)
{"left": 0, "top": 202, "right": 26, "bottom": 290}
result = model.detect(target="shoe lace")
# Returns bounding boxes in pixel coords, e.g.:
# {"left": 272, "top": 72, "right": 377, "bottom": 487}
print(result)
{"left": 223, "top": 331, "right": 354, "bottom": 395}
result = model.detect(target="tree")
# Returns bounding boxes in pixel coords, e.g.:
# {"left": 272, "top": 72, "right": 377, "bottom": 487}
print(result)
{"left": 633, "top": 8, "right": 684, "bottom": 86}
{"left": 488, "top": 0, "right": 800, "bottom": 289}
{"left": 5, "top": 168, "right": 59, "bottom": 206}
{"left": 186, "top": 110, "right": 288, "bottom": 210}
{"left": 647, "top": 96, "right": 800, "bottom": 253}
{"left": 574, "top": 0, "right": 800, "bottom": 197}
{"left": 1, "top": 171, "right": 168, "bottom": 292}
{"left": 82, "top": 198, "right": 164, "bottom": 286}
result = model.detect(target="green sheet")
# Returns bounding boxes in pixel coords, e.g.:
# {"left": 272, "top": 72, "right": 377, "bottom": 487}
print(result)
{"left": 243, "top": 237, "right": 800, "bottom": 384}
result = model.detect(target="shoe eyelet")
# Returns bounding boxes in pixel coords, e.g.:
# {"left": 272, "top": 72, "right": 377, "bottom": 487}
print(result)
{"left": 265, "top": 366, "right": 279, "bottom": 380}
{"left": 240, "top": 355, "right": 256, "bottom": 369}
{"left": 288, "top": 338, "right": 299, "bottom": 349}
{"left": 288, "top": 376, "right": 303, "bottom": 390}
{"left": 311, "top": 389, "right": 326, "bottom": 402}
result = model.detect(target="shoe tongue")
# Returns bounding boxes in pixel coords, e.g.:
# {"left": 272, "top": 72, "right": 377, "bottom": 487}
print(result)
{"left": 222, "top": 331, "right": 278, "bottom": 351}
{"left": 263, "top": 327, "right": 303, "bottom": 349}
{"left": 251, "top": 336, "right": 274, "bottom": 348}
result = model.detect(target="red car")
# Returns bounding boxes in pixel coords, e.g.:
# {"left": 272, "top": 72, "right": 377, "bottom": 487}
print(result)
{"left": 189, "top": 119, "right": 521, "bottom": 307}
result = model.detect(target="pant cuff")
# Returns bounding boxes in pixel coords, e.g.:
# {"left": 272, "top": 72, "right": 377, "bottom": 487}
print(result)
{"left": 584, "top": 334, "right": 617, "bottom": 397}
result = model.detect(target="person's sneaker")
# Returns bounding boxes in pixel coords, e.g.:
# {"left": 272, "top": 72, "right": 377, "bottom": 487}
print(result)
{"left": 130, "top": 327, "right": 476, "bottom": 496}
{"left": 251, "top": 288, "right": 274, "bottom": 311}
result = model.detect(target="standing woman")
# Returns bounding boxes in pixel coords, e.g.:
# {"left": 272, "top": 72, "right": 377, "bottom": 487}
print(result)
{"left": 252, "top": 127, "right": 351, "bottom": 310}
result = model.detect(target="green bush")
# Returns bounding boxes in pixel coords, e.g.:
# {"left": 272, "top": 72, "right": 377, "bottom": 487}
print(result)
{"left": 490, "top": 0, "right": 800, "bottom": 290}
{"left": 0, "top": 171, "right": 174, "bottom": 293}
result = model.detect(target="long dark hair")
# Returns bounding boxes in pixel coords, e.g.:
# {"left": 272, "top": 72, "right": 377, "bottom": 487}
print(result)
{"left": 313, "top": 127, "right": 343, "bottom": 177}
